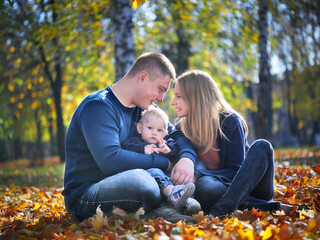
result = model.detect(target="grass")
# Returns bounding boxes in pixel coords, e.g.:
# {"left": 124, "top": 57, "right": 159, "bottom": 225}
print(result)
{"left": 0, "top": 162, "right": 65, "bottom": 188}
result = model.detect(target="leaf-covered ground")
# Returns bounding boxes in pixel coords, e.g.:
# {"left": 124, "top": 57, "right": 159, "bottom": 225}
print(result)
{"left": 0, "top": 152, "right": 320, "bottom": 239}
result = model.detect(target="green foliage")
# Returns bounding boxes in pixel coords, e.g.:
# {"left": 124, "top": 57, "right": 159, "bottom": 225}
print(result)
{"left": 1, "top": 0, "right": 319, "bottom": 156}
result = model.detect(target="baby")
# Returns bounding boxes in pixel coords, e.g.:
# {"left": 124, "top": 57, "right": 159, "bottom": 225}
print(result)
{"left": 123, "top": 106, "right": 201, "bottom": 215}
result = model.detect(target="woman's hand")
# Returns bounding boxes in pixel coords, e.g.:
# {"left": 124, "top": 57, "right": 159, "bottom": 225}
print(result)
{"left": 171, "top": 157, "right": 195, "bottom": 185}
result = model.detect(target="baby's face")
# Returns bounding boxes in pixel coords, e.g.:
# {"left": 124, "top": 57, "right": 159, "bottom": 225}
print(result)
{"left": 138, "top": 114, "right": 167, "bottom": 144}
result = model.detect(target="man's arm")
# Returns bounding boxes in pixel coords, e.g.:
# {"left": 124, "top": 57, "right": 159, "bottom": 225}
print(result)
{"left": 80, "top": 101, "right": 169, "bottom": 176}
{"left": 166, "top": 128, "right": 197, "bottom": 184}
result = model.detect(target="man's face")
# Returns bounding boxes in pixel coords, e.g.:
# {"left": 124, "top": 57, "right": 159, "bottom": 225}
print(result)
{"left": 137, "top": 114, "right": 167, "bottom": 144}
{"left": 137, "top": 72, "right": 171, "bottom": 109}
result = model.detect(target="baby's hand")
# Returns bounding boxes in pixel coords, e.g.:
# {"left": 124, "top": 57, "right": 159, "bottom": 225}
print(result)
{"left": 144, "top": 144, "right": 158, "bottom": 154}
{"left": 157, "top": 137, "right": 171, "bottom": 154}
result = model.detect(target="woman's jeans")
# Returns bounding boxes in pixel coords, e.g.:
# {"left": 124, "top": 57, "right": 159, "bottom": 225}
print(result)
{"left": 195, "top": 139, "right": 280, "bottom": 216}
{"left": 67, "top": 169, "right": 163, "bottom": 223}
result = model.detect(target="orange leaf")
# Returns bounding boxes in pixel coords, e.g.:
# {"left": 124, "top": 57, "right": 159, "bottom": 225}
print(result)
{"left": 16, "top": 201, "right": 30, "bottom": 211}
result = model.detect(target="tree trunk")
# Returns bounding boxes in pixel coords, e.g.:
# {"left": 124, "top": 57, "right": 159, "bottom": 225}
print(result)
{"left": 113, "top": 0, "right": 136, "bottom": 82}
{"left": 176, "top": 23, "right": 190, "bottom": 75}
{"left": 37, "top": 0, "right": 65, "bottom": 162}
{"left": 244, "top": 80, "right": 257, "bottom": 137}
{"left": 32, "top": 108, "right": 44, "bottom": 167}
{"left": 256, "top": 0, "right": 272, "bottom": 140}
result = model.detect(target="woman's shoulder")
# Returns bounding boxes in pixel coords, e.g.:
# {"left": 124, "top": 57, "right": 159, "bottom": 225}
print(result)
{"left": 220, "top": 112, "right": 242, "bottom": 125}
{"left": 220, "top": 112, "right": 245, "bottom": 134}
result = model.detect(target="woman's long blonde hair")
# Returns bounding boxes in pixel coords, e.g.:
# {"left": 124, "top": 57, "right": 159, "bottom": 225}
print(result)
{"left": 177, "top": 70, "right": 248, "bottom": 153}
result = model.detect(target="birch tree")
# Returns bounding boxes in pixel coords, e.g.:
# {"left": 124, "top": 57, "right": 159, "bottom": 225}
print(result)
{"left": 113, "top": 0, "right": 136, "bottom": 82}
{"left": 256, "top": 0, "right": 272, "bottom": 139}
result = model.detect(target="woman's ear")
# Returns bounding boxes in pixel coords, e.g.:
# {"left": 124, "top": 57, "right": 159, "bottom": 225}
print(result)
{"left": 137, "top": 122, "right": 142, "bottom": 134}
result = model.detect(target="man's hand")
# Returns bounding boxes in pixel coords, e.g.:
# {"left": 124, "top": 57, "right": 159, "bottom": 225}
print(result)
{"left": 144, "top": 144, "right": 158, "bottom": 154}
{"left": 171, "top": 157, "right": 195, "bottom": 185}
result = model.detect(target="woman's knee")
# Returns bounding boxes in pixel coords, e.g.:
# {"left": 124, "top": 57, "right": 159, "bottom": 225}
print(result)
{"left": 252, "top": 139, "right": 273, "bottom": 154}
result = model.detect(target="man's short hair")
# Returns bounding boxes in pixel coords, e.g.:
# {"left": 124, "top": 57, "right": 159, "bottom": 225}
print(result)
{"left": 127, "top": 52, "right": 176, "bottom": 80}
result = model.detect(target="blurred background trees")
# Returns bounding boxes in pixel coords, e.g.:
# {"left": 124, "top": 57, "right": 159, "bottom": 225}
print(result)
{"left": 0, "top": 0, "right": 319, "bottom": 164}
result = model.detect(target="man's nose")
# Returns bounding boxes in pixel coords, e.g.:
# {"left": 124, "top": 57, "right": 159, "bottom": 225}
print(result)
{"left": 156, "top": 93, "right": 164, "bottom": 103}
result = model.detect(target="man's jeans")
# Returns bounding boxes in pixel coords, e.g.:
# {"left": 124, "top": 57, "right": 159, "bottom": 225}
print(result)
{"left": 195, "top": 139, "right": 280, "bottom": 216}
{"left": 67, "top": 169, "right": 162, "bottom": 223}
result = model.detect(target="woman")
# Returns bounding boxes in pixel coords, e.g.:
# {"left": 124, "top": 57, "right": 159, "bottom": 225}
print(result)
{"left": 171, "top": 69, "right": 292, "bottom": 217}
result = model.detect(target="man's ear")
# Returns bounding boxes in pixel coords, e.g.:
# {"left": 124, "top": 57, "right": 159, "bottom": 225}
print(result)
{"left": 137, "top": 70, "right": 148, "bottom": 84}
{"left": 137, "top": 122, "right": 142, "bottom": 134}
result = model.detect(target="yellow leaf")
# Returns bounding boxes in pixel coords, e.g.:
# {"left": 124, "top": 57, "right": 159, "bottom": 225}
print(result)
{"left": 77, "top": 67, "right": 83, "bottom": 74}
{"left": 10, "top": 47, "right": 15, "bottom": 52}
{"left": 15, "top": 111, "right": 21, "bottom": 119}
{"left": 260, "top": 225, "right": 278, "bottom": 240}
{"left": 307, "top": 218, "right": 317, "bottom": 231}
{"left": 18, "top": 103, "right": 23, "bottom": 109}
{"left": 31, "top": 100, "right": 40, "bottom": 110}
{"left": 130, "top": 0, "right": 146, "bottom": 9}
{"left": 91, "top": 205, "right": 105, "bottom": 233}
{"left": 237, "top": 227, "right": 254, "bottom": 240}
{"left": 16, "top": 201, "right": 30, "bottom": 211}
{"left": 299, "top": 209, "right": 315, "bottom": 219}
{"left": 8, "top": 83, "right": 15, "bottom": 92}
{"left": 33, "top": 203, "right": 41, "bottom": 210}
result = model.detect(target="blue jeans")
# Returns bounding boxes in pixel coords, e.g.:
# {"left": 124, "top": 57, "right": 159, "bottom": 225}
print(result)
{"left": 68, "top": 169, "right": 162, "bottom": 222}
{"left": 195, "top": 139, "right": 280, "bottom": 216}
{"left": 147, "top": 168, "right": 172, "bottom": 192}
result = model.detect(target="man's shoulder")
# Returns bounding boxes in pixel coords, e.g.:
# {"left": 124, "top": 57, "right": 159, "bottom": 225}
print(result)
{"left": 83, "top": 86, "right": 112, "bottom": 104}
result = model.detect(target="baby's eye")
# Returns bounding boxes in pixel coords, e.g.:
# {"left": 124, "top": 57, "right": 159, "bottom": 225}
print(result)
{"left": 148, "top": 127, "right": 152, "bottom": 130}
{"left": 157, "top": 129, "right": 164, "bottom": 132}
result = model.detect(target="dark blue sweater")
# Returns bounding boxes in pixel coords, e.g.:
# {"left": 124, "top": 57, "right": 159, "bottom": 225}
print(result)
{"left": 62, "top": 86, "right": 197, "bottom": 208}
{"left": 122, "top": 136, "right": 179, "bottom": 162}
{"left": 194, "top": 113, "right": 250, "bottom": 184}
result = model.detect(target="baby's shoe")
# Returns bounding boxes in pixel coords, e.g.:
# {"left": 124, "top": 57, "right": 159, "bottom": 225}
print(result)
{"left": 183, "top": 198, "right": 201, "bottom": 215}
{"left": 168, "top": 182, "right": 195, "bottom": 209}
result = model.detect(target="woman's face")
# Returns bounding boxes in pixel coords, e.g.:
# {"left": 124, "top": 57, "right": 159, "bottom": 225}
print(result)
{"left": 171, "top": 82, "right": 189, "bottom": 118}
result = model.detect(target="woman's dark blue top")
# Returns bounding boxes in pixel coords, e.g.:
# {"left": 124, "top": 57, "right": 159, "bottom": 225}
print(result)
{"left": 194, "top": 113, "right": 250, "bottom": 184}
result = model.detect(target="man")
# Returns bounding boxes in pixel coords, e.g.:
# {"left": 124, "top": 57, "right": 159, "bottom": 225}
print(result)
{"left": 62, "top": 52, "right": 197, "bottom": 223}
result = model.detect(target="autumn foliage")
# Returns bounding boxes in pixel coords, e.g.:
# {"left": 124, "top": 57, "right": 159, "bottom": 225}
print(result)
{"left": 1, "top": 163, "right": 320, "bottom": 239}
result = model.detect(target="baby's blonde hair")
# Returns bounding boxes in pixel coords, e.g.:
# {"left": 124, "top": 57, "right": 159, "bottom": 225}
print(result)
{"left": 140, "top": 106, "right": 169, "bottom": 130}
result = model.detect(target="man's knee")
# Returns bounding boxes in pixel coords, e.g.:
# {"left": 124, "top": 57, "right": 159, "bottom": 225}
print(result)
{"left": 130, "top": 169, "right": 162, "bottom": 207}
